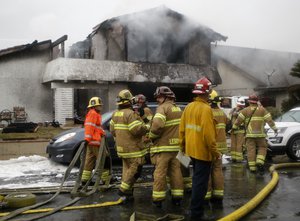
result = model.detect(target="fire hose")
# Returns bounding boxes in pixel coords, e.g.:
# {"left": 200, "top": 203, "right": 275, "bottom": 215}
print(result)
{"left": 0, "top": 137, "right": 116, "bottom": 221}
{"left": 218, "top": 162, "right": 300, "bottom": 221}
{"left": 1, "top": 159, "right": 299, "bottom": 220}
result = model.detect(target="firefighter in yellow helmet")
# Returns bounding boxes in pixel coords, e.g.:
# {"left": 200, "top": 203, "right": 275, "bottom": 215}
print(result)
{"left": 204, "top": 90, "right": 229, "bottom": 205}
{"left": 81, "top": 97, "right": 106, "bottom": 186}
{"left": 232, "top": 93, "right": 277, "bottom": 174}
{"left": 149, "top": 86, "right": 184, "bottom": 207}
{"left": 109, "top": 89, "right": 148, "bottom": 201}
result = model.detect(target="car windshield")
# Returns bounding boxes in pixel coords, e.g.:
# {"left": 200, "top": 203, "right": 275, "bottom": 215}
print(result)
{"left": 102, "top": 111, "right": 113, "bottom": 123}
{"left": 275, "top": 109, "right": 300, "bottom": 122}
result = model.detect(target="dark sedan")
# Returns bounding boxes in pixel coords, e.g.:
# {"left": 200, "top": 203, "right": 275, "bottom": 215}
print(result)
{"left": 46, "top": 103, "right": 187, "bottom": 165}
{"left": 46, "top": 111, "right": 116, "bottom": 164}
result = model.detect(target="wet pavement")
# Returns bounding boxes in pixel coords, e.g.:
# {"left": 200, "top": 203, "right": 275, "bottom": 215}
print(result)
{"left": 1, "top": 156, "right": 300, "bottom": 221}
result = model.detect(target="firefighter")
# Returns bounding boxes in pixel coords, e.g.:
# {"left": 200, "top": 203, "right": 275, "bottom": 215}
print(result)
{"left": 232, "top": 94, "right": 278, "bottom": 173}
{"left": 229, "top": 97, "right": 246, "bottom": 163}
{"left": 205, "top": 90, "right": 228, "bottom": 205}
{"left": 179, "top": 77, "right": 221, "bottom": 221}
{"left": 109, "top": 89, "right": 148, "bottom": 201}
{"left": 134, "top": 94, "right": 153, "bottom": 124}
{"left": 149, "top": 86, "right": 184, "bottom": 207}
{"left": 81, "top": 97, "right": 106, "bottom": 186}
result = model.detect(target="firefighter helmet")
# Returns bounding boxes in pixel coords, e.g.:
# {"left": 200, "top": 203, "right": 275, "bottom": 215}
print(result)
{"left": 135, "top": 94, "right": 147, "bottom": 103}
{"left": 87, "top": 97, "right": 103, "bottom": 108}
{"left": 209, "top": 90, "right": 218, "bottom": 101}
{"left": 237, "top": 97, "right": 246, "bottom": 106}
{"left": 192, "top": 77, "right": 212, "bottom": 94}
{"left": 153, "top": 86, "right": 175, "bottom": 99}
{"left": 209, "top": 90, "right": 222, "bottom": 104}
{"left": 116, "top": 89, "right": 134, "bottom": 105}
{"left": 248, "top": 94, "right": 259, "bottom": 104}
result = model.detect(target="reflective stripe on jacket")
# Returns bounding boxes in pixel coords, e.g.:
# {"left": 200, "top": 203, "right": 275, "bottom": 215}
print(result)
{"left": 229, "top": 107, "right": 245, "bottom": 134}
{"left": 179, "top": 97, "right": 220, "bottom": 161}
{"left": 84, "top": 109, "right": 104, "bottom": 147}
{"left": 149, "top": 101, "right": 182, "bottom": 153}
{"left": 110, "top": 108, "right": 148, "bottom": 158}
{"left": 212, "top": 108, "right": 229, "bottom": 154}
{"left": 233, "top": 104, "right": 277, "bottom": 138}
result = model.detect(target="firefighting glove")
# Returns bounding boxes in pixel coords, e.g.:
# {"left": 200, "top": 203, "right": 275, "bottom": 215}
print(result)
{"left": 138, "top": 107, "right": 145, "bottom": 118}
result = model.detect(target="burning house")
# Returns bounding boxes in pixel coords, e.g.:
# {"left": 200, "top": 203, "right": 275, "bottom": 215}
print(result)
{"left": 44, "top": 6, "right": 227, "bottom": 123}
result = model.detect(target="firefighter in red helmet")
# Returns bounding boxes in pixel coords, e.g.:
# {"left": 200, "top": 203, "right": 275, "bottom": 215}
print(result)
{"left": 179, "top": 77, "right": 221, "bottom": 220}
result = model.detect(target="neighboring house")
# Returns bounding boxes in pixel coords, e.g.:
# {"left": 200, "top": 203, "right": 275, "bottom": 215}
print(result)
{"left": 212, "top": 45, "right": 300, "bottom": 110}
{"left": 45, "top": 6, "right": 227, "bottom": 123}
{"left": 0, "top": 36, "right": 67, "bottom": 123}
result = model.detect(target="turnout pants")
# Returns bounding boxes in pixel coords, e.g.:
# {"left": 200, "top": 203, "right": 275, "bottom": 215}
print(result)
{"left": 230, "top": 133, "right": 245, "bottom": 162}
{"left": 205, "top": 158, "right": 224, "bottom": 200}
{"left": 246, "top": 138, "right": 267, "bottom": 172}
{"left": 119, "top": 157, "right": 145, "bottom": 195}
{"left": 151, "top": 152, "right": 184, "bottom": 202}
{"left": 81, "top": 144, "right": 110, "bottom": 183}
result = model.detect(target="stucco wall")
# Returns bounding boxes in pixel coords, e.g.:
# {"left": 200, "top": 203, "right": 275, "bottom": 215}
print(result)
{"left": 215, "top": 60, "right": 255, "bottom": 96}
{"left": 0, "top": 51, "right": 53, "bottom": 123}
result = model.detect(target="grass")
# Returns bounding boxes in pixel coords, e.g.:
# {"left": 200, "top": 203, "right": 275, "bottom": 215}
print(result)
{"left": 0, "top": 126, "right": 70, "bottom": 140}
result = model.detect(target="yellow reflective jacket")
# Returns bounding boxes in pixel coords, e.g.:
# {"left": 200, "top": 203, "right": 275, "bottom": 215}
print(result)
{"left": 149, "top": 100, "right": 182, "bottom": 153}
{"left": 212, "top": 108, "right": 229, "bottom": 154}
{"left": 110, "top": 108, "right": 148, "bottom": 158}
{"left": 179, "top": 97, "right": 220, "bottom": 161}
{"left": 233, "top": 104, "right": 277, "bottom": 138}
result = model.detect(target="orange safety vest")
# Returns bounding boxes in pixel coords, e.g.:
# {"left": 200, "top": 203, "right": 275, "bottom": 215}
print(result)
{"left": 84, "top": 108, "right": 104, "bottom": 146}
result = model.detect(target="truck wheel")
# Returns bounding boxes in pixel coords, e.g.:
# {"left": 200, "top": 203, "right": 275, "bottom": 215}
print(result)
{"left": 286, "top": 136, "right": 300, "bottom": 161}
{"left": 4, "top": 192, "right": 36, "bottom": 208}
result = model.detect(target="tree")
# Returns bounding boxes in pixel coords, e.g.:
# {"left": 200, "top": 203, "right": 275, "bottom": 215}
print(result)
{"left": 290, "top": 60, "right": 300, "bottom": 78}
{"left": 281, "top": 60, "right": 300, "bottom": 112}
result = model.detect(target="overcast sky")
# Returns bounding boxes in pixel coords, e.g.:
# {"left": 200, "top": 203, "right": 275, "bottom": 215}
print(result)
{"left": 1, "top": 0, "right": 300, "bottom": 53}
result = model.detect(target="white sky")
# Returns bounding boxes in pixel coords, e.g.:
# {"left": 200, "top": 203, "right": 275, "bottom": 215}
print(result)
{"left": 1, "top": 0, "right": 300, "bottom": 53}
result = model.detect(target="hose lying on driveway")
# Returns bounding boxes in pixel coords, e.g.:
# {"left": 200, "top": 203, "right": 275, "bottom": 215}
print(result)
{"left": 218, "top": 162, "right": 300, "bottom": 221}
{"left": 0, "top": 137, "right": 110, "bottom": 221}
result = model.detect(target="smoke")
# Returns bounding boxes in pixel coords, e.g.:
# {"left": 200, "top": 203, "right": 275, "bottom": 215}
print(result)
{"left": 110, "top": 6, "right": 222, "bottom": 63}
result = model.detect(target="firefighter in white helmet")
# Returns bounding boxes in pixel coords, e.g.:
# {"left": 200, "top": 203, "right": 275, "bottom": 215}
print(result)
{"left": 109, "top": 89, "right": 148, "bottom": 201}
{"left": 229, "top": 97, "right": 246, "bottom": 163}
{"left": 81, "top": 97, "right": 106, "bottom": 186}
{"left": 232, "top": 93, "right": 277, "bottom": 174}
{"left": 205, "top": 90, "right": 229, "bottom": 205}
{"left": 149, "top": 86, "right": 184, "bottom": 207}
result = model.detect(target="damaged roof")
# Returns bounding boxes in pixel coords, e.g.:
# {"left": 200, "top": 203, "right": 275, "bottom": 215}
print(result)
{"left": 43, "top": 58, "right": 222, "bottom": 85}
{"left": 90, "top": 5, "right": 227, "bottom": 43}
{"left": 212, "top": 45, "right": 300, "bottom": 89}
{"left": 0, "top": 35, "right": 67, "bottom": 58}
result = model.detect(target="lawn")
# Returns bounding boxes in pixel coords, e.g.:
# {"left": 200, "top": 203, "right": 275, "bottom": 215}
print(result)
{"left": 0, "top": 126, "right": 70, "bottom": 140}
